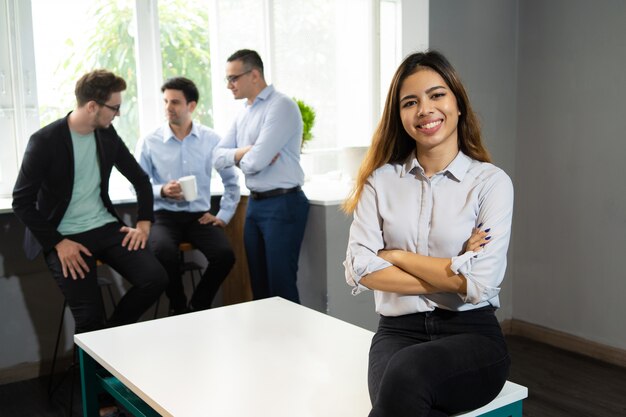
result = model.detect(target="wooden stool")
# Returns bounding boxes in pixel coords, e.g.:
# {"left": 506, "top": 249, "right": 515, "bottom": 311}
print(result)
{"left": 152, "top": 242, "right": 203, "bottom": 318}
{"left": 452, "top": 381, "right": 528, "bottom": 417}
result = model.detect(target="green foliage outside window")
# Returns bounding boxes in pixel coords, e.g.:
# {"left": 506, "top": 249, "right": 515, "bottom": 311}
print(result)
{"left": 56, "top": 0, "right": 212, "bottom": 150}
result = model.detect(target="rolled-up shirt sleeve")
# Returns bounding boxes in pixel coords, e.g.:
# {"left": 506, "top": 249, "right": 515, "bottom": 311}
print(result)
{"left": 450, "top": 170, "right": 514, "bottom": 304}
{"left": 215, "top": 165, "right": 240, "bottom": 224}
{"left": 344, "top": 177, "right": 393, "bottom": 295}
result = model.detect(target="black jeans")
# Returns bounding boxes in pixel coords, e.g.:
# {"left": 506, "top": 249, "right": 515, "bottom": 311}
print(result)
{"left": 45, "top": 222, "right": 168, "bottom": 334}
{"left": 149, "top": 210, "right": 235, "bottom": 311}
{"left": 368, "top": 307, "right": 510, "bottom": 417}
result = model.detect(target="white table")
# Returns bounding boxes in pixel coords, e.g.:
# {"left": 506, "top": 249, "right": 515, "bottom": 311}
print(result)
{"left": 74, "top": 297, "right": 374, "bottom": 417}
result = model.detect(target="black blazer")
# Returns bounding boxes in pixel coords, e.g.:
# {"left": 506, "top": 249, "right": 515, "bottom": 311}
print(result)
{"left": 12, "top": 114, "right": 154, "bottom": 260}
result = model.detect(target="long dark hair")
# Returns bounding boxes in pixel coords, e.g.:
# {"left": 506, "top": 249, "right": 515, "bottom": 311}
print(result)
{"left": 343, "top": 50, "right": 491, "bottom": 213}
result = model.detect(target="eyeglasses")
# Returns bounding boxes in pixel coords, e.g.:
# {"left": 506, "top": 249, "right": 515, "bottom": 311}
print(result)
{"left": 97, "top": 102, "right": 121, "bottom": 113}
{"left": 225, "top": 70, "right": 252, "bottom": 85}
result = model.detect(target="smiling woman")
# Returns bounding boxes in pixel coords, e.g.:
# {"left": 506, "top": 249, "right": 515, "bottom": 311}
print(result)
{"left": 343, "top": 51, "right": 513, "bottom": 416}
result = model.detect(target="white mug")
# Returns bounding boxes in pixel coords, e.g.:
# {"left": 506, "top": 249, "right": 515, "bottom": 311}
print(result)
{"left": 178, "top": 175, "right": 198, "bottom": 201}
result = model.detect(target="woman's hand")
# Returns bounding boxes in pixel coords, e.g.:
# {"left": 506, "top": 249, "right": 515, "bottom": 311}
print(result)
{"left": 465, "top": 225, "right": 491, "bottom": 253}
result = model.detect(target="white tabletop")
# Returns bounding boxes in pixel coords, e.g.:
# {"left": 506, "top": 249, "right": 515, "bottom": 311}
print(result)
{"left": 74, "top": 297, "right": 374, "bottom": 417}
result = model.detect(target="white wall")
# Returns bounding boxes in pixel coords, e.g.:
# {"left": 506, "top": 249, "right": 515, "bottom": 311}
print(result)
{"left": 514, "top": 0, "right": 626, "bottom": 350}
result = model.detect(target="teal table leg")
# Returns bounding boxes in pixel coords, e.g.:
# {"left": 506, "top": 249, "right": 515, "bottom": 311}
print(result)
{"left": 479, "top": 400, "right": 523, "bottom": 417}
{"left": 78, "top": 347, "right": 100, "bottom": 417}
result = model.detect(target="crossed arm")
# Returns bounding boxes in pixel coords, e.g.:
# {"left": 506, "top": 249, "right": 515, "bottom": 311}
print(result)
{"left": 359, "top": 228, "right": 489, "bottom": 295}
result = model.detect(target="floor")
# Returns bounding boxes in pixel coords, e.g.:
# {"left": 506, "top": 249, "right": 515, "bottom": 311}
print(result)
{"left": 0, "top": 335, "right": 624, "bottom": 416}
{"left": 506, "top": 335, "right": 626, "bottom": 417}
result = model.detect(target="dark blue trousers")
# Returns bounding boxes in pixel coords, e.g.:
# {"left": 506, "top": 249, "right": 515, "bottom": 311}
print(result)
{"left": 368, "top": 307, "right": 510, "bottom": 417}
{"left": 244, "top": 190, "right": 309, "bottom": 303}
{"left": 45, "top": 222, "right": 168, "bottom": 334}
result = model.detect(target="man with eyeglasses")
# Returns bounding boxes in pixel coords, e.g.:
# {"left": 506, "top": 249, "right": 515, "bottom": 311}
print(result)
{"left": 137, "top": 77, "right": 240, "bottom": 315}
{"left": 13, "top": 69, "right": 168, "bottom": 337}
{"left": 214, "top": 49, "right": 309, "bottom": 304}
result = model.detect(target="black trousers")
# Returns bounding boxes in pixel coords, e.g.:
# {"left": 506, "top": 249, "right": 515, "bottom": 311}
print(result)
{"left": 149, "top": 210, "right": 235, "bottom": 311}
{"left": 368, "top": 307, "right": 510, "bottom": 417}
{"left": 45, "top": 222, "right": 168, "bottom": 334}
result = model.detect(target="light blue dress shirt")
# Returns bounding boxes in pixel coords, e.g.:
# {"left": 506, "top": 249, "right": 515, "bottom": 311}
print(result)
{"left": 137, "top": 122, "right": 240, "bottom": 224}
{"left": 344, "top": 151, "right": 514, "bottom": 316}
{"left": 213, "top": 85, "right": 304, "bottom": 192}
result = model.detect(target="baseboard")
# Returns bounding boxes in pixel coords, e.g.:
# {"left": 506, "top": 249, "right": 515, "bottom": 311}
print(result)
{"left": 503, "top": 318, "right": 626, "bottom": 368}
{"left": 0, "top": 356, "right": 73, "bottom": 385}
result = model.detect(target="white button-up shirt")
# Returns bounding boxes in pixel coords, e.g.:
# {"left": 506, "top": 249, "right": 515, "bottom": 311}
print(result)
{"left": 344, "top": 151, "right": 514, "bottom": 316}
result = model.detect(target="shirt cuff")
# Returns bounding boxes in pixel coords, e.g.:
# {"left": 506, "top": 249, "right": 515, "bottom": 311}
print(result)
{"left": 344, "top": 251, "right": 392, "bottom": 296}
{"left": 450, "top": 252, "right": 500, "bottom": 304}
{"left": 152, "top": 184, "right": 163, "bottom": 199}
{"left": 216, "top": 208, "right": 235, "bottom": 225}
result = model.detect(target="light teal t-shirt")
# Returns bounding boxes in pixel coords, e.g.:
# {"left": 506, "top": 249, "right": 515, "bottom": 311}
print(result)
{"left": 57, "top": 131, "right": 117, "bottom": 235}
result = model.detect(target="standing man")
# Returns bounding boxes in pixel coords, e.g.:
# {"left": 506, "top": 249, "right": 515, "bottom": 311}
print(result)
{"left": 214, "top": 49, "right": 309, "bottom": 303}
{"left": 137, "top": 77, "right": 240, "bottom": 314}
{"left": 12, "top": 69, "right": 168, "bottom": 334}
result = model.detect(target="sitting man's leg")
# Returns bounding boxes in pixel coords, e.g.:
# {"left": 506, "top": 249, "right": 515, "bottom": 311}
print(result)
{"left": 186, "top": 217, "right": 235, "bottom": 311}
{"left": 98, "top": 223, "right": 168, "bottom": 326}
{"left": 149, "top": 211, "right": 187, "bottom": 314}
{"left": 45, "top": 249, "right": 104, "bottom": 334}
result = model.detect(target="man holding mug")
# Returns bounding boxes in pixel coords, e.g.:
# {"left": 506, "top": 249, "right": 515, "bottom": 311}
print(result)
{"left": 137, "top": 77, "right": 240, "bottom": 315}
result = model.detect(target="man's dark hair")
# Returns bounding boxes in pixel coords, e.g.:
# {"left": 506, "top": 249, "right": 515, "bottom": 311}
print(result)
{"left": 161, "top": 77, "right": 199, "bottom": 104}
{"left": 75, "top": 69, "right": 126, "bottom": 107}
{"left": 227, "top": 49, "right": 264, "bottom": 77}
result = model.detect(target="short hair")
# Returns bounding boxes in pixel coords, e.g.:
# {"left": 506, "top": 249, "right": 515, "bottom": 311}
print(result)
{"left": 227, "top": 49, "right": 264, "bottom": 77}
{"left": 161, "top": 77, "right": 199, "bottom": 104}
{"left": 74, "top": 69, "right": 126, "bottom": 107}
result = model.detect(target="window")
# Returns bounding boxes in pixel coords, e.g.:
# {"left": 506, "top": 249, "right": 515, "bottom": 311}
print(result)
{"left": 158, "top": 0, "right": 213, "bottom": 127}
{"left": 1, "top": 0, "right": 407, "bottom": 198}
{"left": 0, "top": 0, "right": 38, "bottom": 197}
{"left": 32, "top": 0, "right": 140, "bottom": 149}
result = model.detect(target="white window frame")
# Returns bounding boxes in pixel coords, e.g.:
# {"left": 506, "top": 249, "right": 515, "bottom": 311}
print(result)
{"left": 1, "top": 0, "right": 427, "bottom": 200}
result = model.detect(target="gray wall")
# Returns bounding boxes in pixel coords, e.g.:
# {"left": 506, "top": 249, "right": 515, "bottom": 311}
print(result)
{"left": 514, "top": 0, "right": 626, "bottom": 350}
{"left": 0, "top": 207, "right": 141, "bottom": 383}
{"left": 429, "top": 0, "right": 520, "bottom": 322}
{"left": 431, "top": 0, "right": 626, "bottom": 351}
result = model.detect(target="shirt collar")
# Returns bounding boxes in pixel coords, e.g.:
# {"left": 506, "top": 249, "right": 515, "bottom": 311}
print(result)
{"left": 246, "top": 84, "right": 275, "bottom": 108}
{"left": 162, "top": 122, "right": 199, "bottom": 143}
{"left": 403, "top": 151, "right": 472, "bottom": 181}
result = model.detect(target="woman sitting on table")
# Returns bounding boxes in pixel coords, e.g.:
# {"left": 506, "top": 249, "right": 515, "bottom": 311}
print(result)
{"left": 343, "top": 50, "right": 514, "bottom": 417}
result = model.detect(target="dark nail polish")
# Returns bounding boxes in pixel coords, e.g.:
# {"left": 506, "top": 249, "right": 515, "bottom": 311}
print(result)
{"left": 484, "top": 228, "right": 491, "bottom": 232}
{"left": 485, "top": 236, "right": 491, "bottom": 240}
{"left": 477, "top": 223, "right": 483, "bottom": 228}
{"left": 480, "top": 243, "right": 486, "bottom": 247}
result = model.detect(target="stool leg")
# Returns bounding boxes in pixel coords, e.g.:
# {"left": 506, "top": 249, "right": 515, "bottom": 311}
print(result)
{"left": 105, "top": 285, "right": 116, "bottom": 309}
{"left": 48, "top": 300, "right": 67, "bottom": 397}
{"left": 191, "top": 269, "right": 198, "bottom": 291}
{"left": 153, "top": 296, "right": 161, "bottom": 319}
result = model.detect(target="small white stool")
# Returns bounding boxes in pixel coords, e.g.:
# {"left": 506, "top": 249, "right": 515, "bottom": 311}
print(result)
{"left": 452, "top": 381, "right": 528, "bottom": 417}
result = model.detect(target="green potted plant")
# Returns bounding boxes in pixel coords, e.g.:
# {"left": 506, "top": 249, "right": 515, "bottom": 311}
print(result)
{"left": 294, "top": 98, "right": 316, "bottom": 150}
